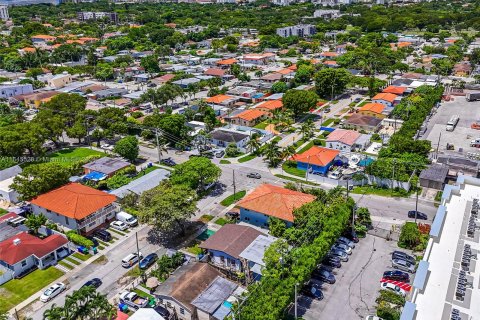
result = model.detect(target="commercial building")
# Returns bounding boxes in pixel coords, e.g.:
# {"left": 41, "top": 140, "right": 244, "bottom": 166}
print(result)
{"left": 0, "top": 5, "right": 8, "bottom": 20}
{"left": 77, "top": 11, "right": 118, "bottom": 23}
{"left": 402, "top": 175, "right": 480, "bottom": 320}
{"left": 276, "top": 24, "right": 316, "bottom": 38}
{"left": 0, "top": 0, "right": 60, "bottom": 5}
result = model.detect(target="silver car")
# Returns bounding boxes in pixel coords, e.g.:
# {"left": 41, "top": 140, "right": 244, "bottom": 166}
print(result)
{"left": 392, "top": 258, "right": 416, "bottom": 273}
{"left": 333, "top": 243, "right": 352, "bottom": 255}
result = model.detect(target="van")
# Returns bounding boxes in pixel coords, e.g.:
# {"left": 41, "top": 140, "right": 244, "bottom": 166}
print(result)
{"left": 121, "top": 252, "right": 143, "bottom": 268}
{"left": 116, "top": 211, "right": 138, "bottom": 227}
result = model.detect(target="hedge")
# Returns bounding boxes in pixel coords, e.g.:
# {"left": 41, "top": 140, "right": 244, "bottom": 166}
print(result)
{"left": 66, "top": 231, "right": 94, "bottom": 248}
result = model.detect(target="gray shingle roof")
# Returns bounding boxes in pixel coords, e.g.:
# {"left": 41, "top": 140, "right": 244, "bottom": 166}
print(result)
{"left": 82, "top": 157, "right": 130, "bottom": 175}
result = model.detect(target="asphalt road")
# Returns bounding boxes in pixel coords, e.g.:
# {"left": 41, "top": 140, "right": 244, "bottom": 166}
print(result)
{"left": 25, "top": 225, "right": 164, "bottom": 320}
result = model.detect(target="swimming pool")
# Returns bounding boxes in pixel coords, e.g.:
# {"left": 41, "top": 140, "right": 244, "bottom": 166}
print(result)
{"left": 197, "top": 229, "right": 216, "bottom": 241}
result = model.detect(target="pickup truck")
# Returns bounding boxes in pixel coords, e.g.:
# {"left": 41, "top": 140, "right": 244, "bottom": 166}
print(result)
{"left": 119, "top": 291, "right": 148, "bottom": 310}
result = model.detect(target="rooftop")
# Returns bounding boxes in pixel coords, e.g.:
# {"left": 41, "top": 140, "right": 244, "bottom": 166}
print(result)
{"left": 199, "top": 224, "right": 264, "bottom": 259}
{"left": 383, "top": 85, "right": 408, "bottom": 95}
{"left": 237, "top": 184, "right": 315, "bottom": 222}
{"left": 30, "top": 183, "right": 116, "bottom": 220}
{"left": 345, "top": 114, "right": 382, "bottom": 127}
{"left": 405, "top": 176, "right": 480, "bottom": 320}
{"left": 255, "top": 99, "right": 283, "bottom": 111}
{"left": 211, "top": 129, "right": 249, "bottom": 143}
{"left": 359, "top": 103, "right": 386, "bottom": 114}
{"left": 110, "top": 169, "right": 170, "bottom": 199}
{"left": 239, "top": 234, "right": 277, "bottom": 271}
{"left": 191, "top": 276, "right": 237, "bottom": 314}
{"left": 372, "top": 92, "right": 398, "bottom": 103}
{"left": 206, "top": 94, "right": 235, "bottom": 104}
{"left": 291, "top": 146, "right": 340, "bottom": 167}
{"left": 326, "top": 129, "right": 361, "bottom": 145}
{"left": 82, "top": 157, "right": 131, "bottom": 175}
{"left": 231, "top": 109, "right": 266, "bottom": 122}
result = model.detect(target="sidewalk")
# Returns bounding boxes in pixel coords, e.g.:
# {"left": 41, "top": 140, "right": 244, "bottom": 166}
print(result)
{"left": 9, "top": 224, "right": 146, "bottom": 316}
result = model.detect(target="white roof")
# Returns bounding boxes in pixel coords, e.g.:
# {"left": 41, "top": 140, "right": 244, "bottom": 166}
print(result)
{"left": 239, "top": 234, "right": 277, "bottom": 266}
{"left": 128, "top": 308, "right": 165, "bottom": 320}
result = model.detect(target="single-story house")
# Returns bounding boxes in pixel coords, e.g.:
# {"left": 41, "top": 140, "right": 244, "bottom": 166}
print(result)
{"left": 260, "top": 72, "right": 283, "bottom": 83}
{"left": 110, "top": 169, "right": 170, "bottom": 199}
{"left": 0, "top": 232, "right": 70, "bottom": 278}
{"left": 344, "top": 114, "right": 382, "bottom": 132}
{"left": 357, "top": 103, "right": 387, "bottom": 119}
{"left": 12, "top": 91, "right": 59, "bottom": 108}
{"left": 382, "top": 85, "right": 408, "bottom": 96}
{"left": 199, "top": 224, "right": 264, "bottom": 272}
{"left": 237, "top": 184, "right": 316, "bottom": 228}
{"left": 239, "top": 234, "right": 277, "bottom": 281}
{"left": 372, "top": 92, "right": 398, "bottom": 108}
{"left": 291, "top": 146, "right": 340, "bottom": 175}
{"left": 210, "top": 129, "right": 250, "bottom": 152}
{"left": 204, "top": 68, "right": 226, "bottom": 77}
{"left": 205, "top": 94, "right": 239, "bottom": 107}
{"left": 254, "top": 99, "right": 283, "bottom": 116}
{"left": 30, "top": 183, "right": 118, "bottom": 234}
{"left": 0, "top": 165, "right": 22, "bottom": 204}
{"left": 229, "top": 109, "right": 267, "bottom": 127}
{"left": 326, "top": 129, "right": 361, "bottom": 153}
{"left": 419, "top": 164, "right": 449, "bottom": 190}
{"left": 83, "top": 157, "right": 131, "bottom": 179}
{"left": 154, "top": 262, "right": 224, "bottom": 320}
{"left": 151, "top": 74, "right": 175, "bottom": 85}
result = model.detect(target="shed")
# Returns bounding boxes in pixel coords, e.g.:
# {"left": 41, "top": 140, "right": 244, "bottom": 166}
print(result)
{"left": 419, "top": 164, "right": 449, "bottom": 190}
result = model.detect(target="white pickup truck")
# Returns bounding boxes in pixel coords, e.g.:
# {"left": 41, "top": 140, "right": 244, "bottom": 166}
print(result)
{"left": 119, "top": 291, "right": 148, "bottom": 310}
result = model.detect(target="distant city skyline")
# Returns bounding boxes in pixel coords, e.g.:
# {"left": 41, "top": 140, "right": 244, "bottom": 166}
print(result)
{"left": 0, "top": 0, "right": 60, "bottom": 5}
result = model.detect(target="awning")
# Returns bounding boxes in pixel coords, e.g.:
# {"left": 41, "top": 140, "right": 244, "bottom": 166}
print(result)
{"left": 430, "top": 205, "right": 446, "bottom": 238}
{"left": 413, "top": 260, "right": 430, "bottom": 291}
{"left": 400, "top": 301, "right": 416, "bottom": 320}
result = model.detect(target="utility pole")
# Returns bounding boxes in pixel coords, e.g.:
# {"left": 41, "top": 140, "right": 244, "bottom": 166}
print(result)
{"left": 135, "top": 232, "right": 143, "bottom": 281}
{"left": 415, "top": 179, "right": 419, "bottom": 224}
{"left": 155, "top": 129, "right": 162, "bottom": 163}
{"left": 233, "top": 169, "right": 237, "bottom": 201}
{"left": 294, "top": 283, "right": 298, "bottom": 319}
{"left": 435, "top": 131, "right": 442, "bottom": 158}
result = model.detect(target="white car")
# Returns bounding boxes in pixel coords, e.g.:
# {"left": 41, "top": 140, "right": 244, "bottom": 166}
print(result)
{"left": 365, "top": 316, "right": 383, "bottom": 320}
{"left": 101, "top": 144, "right": 114, "bottom": 151}
{"left": 110, "top": 221, "right": 129, "bottom": 231}
{"left": 380, "top": 282, "right": 406, "bottom": 297}
{"left": 40, "top": 282, "right": 66, "bottom": 302}
{"left": 121, "top": 252, "right": 143, "bottom": 268}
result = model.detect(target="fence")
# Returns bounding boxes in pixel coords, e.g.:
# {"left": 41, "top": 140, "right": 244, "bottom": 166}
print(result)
{"left": 0, "top": 266, "right": 13, "bottom": 286}
{"left": 307, "top": 174, "right": 411, "bottom": 191}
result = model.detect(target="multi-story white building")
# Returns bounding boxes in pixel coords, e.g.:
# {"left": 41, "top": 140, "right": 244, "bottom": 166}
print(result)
{"left": 77, "top": 11, "right": 118, "bottom": 23}
{"left": 0, "top": 83, "right": 33, "bottom": 99}
{"left": 271, "top": 0, "right": 295, "bottom": 5}
{"left": 0, "top": 5, "right": 8, "bottom": 21}
{"left": 276, "top": 24, "right": 316, "bottom": 38}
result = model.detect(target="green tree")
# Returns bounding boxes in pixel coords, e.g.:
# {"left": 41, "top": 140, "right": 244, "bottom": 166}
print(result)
{"left": 138, "top": 182, "right": 197, "bottom": 236}
{"left": 246, "top": 135, "right": 261, "bottom": 154}
{"left": 114, "top": 136, "right": 139, "bottom": 162}
{"left": 298, "top": 119, "right": 314, "bottom": 140}
{"left": 268, "top": 217, "right": 287, "bottom": 237}
{"left": 25, "top": 213, "right": 47, "bottom": 235}
{"left": 282, "top": 89, "right": 318, "bottom": 118}
{"left": 140, "top": 54, "right": 160, "bottom": 74}
{"left": 262, "top": 140, "right": 282, "bottom": 167}
{"left": 95, "top": 63, "right": 114, "bottom": 82}
{"left": 271, "top": 81, "right": 288, "bottom": 93}
{"left": 225, "top": 143, "right": 240, "bottom": 157}
{"left": 66, "top": 121, "right": 87, "bottom": 144}
{"left": 314, "top": 68, "right": 351, "bottom": 100}
{"left": 170, "top": 157, "right": 221, "bottom": 190}
{"left": 12, "top": 163, "right": 71, "bottom": 200}
{"left": 399, "top": 222, "right": 421, "bottom": 249}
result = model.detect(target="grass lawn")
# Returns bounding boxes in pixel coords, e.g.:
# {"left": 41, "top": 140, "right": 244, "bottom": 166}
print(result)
{"left": 72, "top": 252, "right": 91, "bottom": 261}
{"left": 219, "top": 160, "right": 231, "bottom": 164}
{"left": 126, "top": 266, "right": 141, "bottom": 277}
{"left": 238, "top": 154, "right": 256, "bottom": 163}
{"left": 297, "top": 141, "right": 314, "bottom": 154}
{"left": 0, "top": 208, "right": 8, "bottom": 216}
{"left": 133, "top": 166, "right": 158, "bottom": 179}
{"left": 275, "top": 174, "right": 318, "bottom": 186}
{"left": 272, "top": 136, "right": 282, "bottom": 143}
{"left": 0, "top": 267, "right": 64, "bottom": 313}
{"left": 357, "top": 101, "right": 369, "bottom": 108}
{"left": 322, "top": 119, "right": 334, "bottom": 127}
{"left": 185, "top": 244, "right": 202, "bottom": 255}
{"left": 48, "top": 148, "right": 106, "bottom": 167}
{"left": 133, "top": 288, "right": 155, "bottom": 300}
{"left": 254, "top": 121, "right": 269, "bottom": 129}
{"left": 282, "top": 161, "right": 305, "bottom": 178}
{"left": 64, "top": 257, "right": 81, "bottom": 266}
{"left": 92, "top": 255, "right": 108, "bottom": 265}
{"left": 109, "top": 228, "right": 126, "bottom": 236}
{"left": 200, "top": 214, "right": 214, "bottom": 223}
{"left": 352, "top": 186, "right": 411, "bottom": 198}
{"left": 58, "top": 261, "right": 74, "bottom": 270}
{"left": 214, "top": 217, "right": 234, "bottom": 226}
{"left": 220, "top": 190, "right": 246, "bottom": 206}
{"left": 96, "top": 239, "right": 109, "bottom": 247}
{"left": 97, "top": 245, "right": 105, "bottom": 250}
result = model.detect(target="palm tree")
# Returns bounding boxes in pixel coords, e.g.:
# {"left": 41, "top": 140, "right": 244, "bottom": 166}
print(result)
{"left": 246, "top": 135, "right": 261, "bottom": 154}
{"left": 281, "top": 145, "right": 296, "bottom": 161}
{"left": 262, "top": 141, "right": 282, "bottom": 167}
{"left": 297, "top": 119, "right": 314, "bottom": 140}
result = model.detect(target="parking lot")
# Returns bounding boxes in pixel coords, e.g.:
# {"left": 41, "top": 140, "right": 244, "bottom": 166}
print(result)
{"left": 423, "top": 97, "right": 480, "bottom": 154}
{"left": 294, "top": 235, "right": 409, "bottom": 320}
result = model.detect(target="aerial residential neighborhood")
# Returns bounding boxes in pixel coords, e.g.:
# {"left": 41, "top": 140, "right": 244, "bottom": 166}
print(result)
{"left": 0, "top": 0, "right": 478, "bottom": 320}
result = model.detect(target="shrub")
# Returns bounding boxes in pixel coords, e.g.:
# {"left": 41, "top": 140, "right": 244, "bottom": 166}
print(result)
{"left": 66, "top": 231, "right": 94, "bottom": 248}
{"left": 376, "top": 301, "right": 401, "bottom": 320}
{"left": 398, "top": 222, "right": 421, "bottom": 249}
{"left": 377, "top": 289, "right": 405, "bottom": 306}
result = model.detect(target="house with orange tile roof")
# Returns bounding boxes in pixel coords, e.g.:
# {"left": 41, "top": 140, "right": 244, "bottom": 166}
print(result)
{"left": 30, "top": 183, "right": 117, "bottom": 234}
{"left": 323, "top": 60, "right": 339, "bottom": 68}
{"left": 216, "top": 58, "right": 238, "bottom": 68}
{"left": 204, "top": 68, "right": 226, "bottom": 77}
{"left": 358, "top": 103, "right": 387, "bottom": 119}
{"left": 319, "top": 51, "right": 339, "bottom": 58}
{"left": 254, "top": 99, "right": 283, "bottom": 116}
{"left": 372, "top": 92, "right": 399, "bottom": 107}
{"left": 382, "top": 85, "right": 408, "bottom": 96}
{"left": 241, "top": 53, "right": 276, "bottom": 65}
{"left": 31, "top": 34, "right": 56, "bottom": 43}
{"left": 205, "top": 94, "right": 238, "bottom": 106}
{"left": 18, "top": 47, "right": 36, "bottom": 55}
{"left": 290, "top": 146, "right": 340, "bottom": 175}
{"left": 229, "top": 109, "right": 267, "bottom": 127}
{"left": 237, "top": 184, "right": 316, "bottom": 228}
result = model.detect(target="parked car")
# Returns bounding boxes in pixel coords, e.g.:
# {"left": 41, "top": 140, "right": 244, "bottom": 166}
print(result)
{"left": 86, "top": 236, "right": 99, "bottom": 248}
{"left": 312, "top": 268, "right": 336, "bottom": 284}
{"left": 116, "top": 211, "right": 138, "bottom": 227}
{"left": 383, "top": 270, "right": 410, "bottom": 282}
{"left": 122, "top": 252, "right": 143, "bottom": 268}
{"left": 139, "top": 253, "right": 158, "bottom": 270}
{"left": 119, "top": 291, "right": 148, "bottom": 310}
{"left": 301, "top": 282, "right": 324, "bottom": 300}
{"left": 40, "top": 282, "right": 66, "bottom": 302}
{"left": 153, "top": 305, "right": 171, "bottom": 318}
{"left": 324, "top": 108, "right": 331, "bottom": 113}
{"left": 354, "top": 97, "right": 362, "bottom": 103}
{"left": 337, "top": 236, "right": 355, "bottom": 249}
{"left": 344, "top": 230, "right": 359, "bottom": 243}
{"left": 329, "top": 249, "right": 349, "bottom": 262}
{"left": 380, "top": 282, "right": 406, "bottom": 297}
{"left": 161, "top": 158, "right": 176, "bottom": 166}
{"left": 215, "top": 150, "right": 225, "bottom": 158}
{"left": 322, "top": 256, "right": 341, "bottom": 268}
{"left": 82, "top": 278, "right": 102, "bottom": 289}
{"left": 101, "top": 143, "right": 114, "bottom": 151}
{"left": 94, "top": 229, "right": 112, "bottom": 242}
{"left": 247, "top": 172, "right": 261, "bottom": 179}
{"left": 110, "top": 220, "right": 129, "bottom": 231}
{"left": 392, "top": 251, "right": 416, "bottom": 264}
{"left": 392, "top": 258, "right": 416, "bottom": 273}
{"left": 407, "top": 210, "right": 428, "bottom": 220}
{"left": 332, "top": 243, "right": 352, "bottom": 255}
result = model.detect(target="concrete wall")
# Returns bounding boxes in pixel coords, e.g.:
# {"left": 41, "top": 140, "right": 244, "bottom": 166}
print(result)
{"left": 240, "top": 208, "right": 292, "bottom": 229}
{"left": 31, "top": 205, "right": 79, "bottom": 230}
{"left": 326, "top": 140, "right": 352, "bottom": 152}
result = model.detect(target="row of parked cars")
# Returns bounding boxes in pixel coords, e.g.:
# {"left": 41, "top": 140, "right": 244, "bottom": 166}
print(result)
{"left": 379, "top": 251, "right": 417, "bottom": 298}
{"left": 301, "top": 233, "right": 359, "bottom": 301}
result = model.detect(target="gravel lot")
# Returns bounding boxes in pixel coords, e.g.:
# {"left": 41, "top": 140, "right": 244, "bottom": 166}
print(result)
{"left": 292, "top": 235, "right": 407, "bottom": 320}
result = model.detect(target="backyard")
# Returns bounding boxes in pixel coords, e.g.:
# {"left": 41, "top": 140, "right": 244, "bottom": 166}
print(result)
{"left": 0, "top": 267, "right": 64, "bottom": 313}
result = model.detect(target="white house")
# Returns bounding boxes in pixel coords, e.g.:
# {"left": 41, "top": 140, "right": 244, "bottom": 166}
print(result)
{"left": 210, "top": 129, "right": 250, "bottom": 152}
{"left": 0, "top": 165, "right": 22, "bottom": 204}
